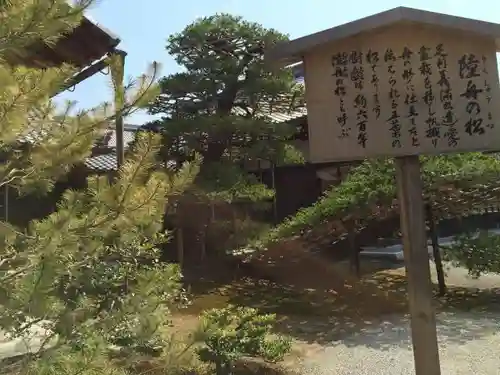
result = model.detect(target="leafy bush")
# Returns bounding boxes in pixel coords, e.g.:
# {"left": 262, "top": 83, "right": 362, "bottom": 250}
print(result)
{"left": 0, "top": 2, "right": 200, "bottom": 373}
{"left": 53, "top": 232, "right": 188, "bottom": 355}
{"left": 442, "top": 230, "right": 500, "bottom": 277}
{"left": 195, "top": 305, "right": 291, "bottom": 375}
{"left": 261, "top": 153, "right": 500, "bottom": 246}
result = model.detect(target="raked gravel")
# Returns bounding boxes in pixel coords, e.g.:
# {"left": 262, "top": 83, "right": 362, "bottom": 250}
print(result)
{"left": 299, "top": 311, "right": 500, "bottom": 375}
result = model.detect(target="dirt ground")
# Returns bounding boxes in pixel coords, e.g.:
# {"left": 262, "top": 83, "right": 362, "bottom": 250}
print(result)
{"left": 173, "top": 240, "right": 500, "bottom": 368}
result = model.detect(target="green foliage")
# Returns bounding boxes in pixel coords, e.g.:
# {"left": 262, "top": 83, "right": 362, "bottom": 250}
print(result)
{"left": 152, "top": 13, "right": 299, "bottom": 119}
{"left": 0, "top": 1, "right": 201, "bottom": 374}
{"left": 200, "top": 162, "right": 274, "bottom": 203}
{"left": 442, "top": 230, "right": 500, "bottom": 278}
{"left": 195, "top": 305, "right": 291, "bottom": 375}
{"left": 0, "top": 134, "right": 199, "bottom": 354}
{"left": 0, "top": 1, "right": 111, "bottom": 197}
{"left": 148, "top": 13, "right": 305, "bottom": 204}
{"left": 145, "top": 13, "right": 308, "bottom": 260}
{"left": 0, "top": 0, "right": 93, "bottom": 55}
{"left": 263, "top": 153, "right": 500, "bottom": 245}
{"left": 0, "top": 11, "right": 161, "bottom": 197}
{"left": 17, "top": 338, "right": 129, "bottom": 375}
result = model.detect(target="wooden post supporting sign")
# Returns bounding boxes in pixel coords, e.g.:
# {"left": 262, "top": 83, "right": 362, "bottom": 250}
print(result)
{"left": 395, "top": 156, "right": 440, "bottom": 375}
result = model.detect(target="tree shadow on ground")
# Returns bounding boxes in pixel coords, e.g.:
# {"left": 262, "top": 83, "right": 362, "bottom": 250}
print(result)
{"left": 332, "top": 310, "right": 500, "bottom": 351}
{"left": 180, "top": 252, "right": 500, "bottom": 351}
{"left": 184, "top": 269, "right": 500, "bottom": 349}
{"left": 231, "top": 359, "right": 299, "bottom": 375}
{"left": 260, "top": 273, "right": 500, "bottom": 349}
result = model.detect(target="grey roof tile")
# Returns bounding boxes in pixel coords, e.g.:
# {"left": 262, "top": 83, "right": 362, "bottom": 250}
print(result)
{"left": 107, "top": 129, "right": 136, "bottom": 149}
{"left": 85, "top": 83, "right": 308, "bottom": 172}
{"left": 85, "top": 153, "right": 118, "bottom": 171}
{"left": 231, "top": 105, "right": 307, "bottom": 124}
{"left": 85, "top": 127, "right": 137, "bottom": 172}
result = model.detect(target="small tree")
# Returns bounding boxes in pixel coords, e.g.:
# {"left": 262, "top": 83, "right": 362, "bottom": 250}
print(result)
{"left": 195, "top": 305, "right": 291, "bottom": 375}
{"left": 442, "top": 230, "right": 500, "bottom": 278}
{"left": 148, "top": 14, "right": 305, "bottom": 256}
{"left": 260, "top": 153, "right": 500, "bottom": 285}
{"left": 0, "top": 1, "right": 200, "bottom": 373}
{"left": 149, "top": 14, "right": 305, "bottom": 176}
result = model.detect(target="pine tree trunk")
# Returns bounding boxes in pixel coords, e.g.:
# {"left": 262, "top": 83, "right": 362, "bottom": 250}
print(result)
{"left": 426, "top": 204, "right": 446, "bottom": 296}
{"left": 271, "top": 164, "right": 277, "bottom": 223}
{"left": 348, "top": 230, "right": 361, "bottom": 278}
{"left": 205, "top": 203, "right": 215, "bottom": 259}
{"left": 232, "top": 208, "right": 238, "bottom": 233}
{"left": 215, "top": 361, "right": 232, "bottom": 375}
{"left": 200, "top": 228, "right": 206, "bottom": 262}
{"left": 177, "top": 227, "right": 184, "bottom": 266}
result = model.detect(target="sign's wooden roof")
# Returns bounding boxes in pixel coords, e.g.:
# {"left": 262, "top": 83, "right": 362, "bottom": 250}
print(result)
{"left": 266, "top": 7, "right": 500, "bottom": 65}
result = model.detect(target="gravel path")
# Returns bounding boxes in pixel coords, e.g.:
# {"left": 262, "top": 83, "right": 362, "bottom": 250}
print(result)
{"left": 0, "top": 320, "right": 55, "bottom": 361}
{"left": 299, "top": 311, "right": 500, "bottom": 375}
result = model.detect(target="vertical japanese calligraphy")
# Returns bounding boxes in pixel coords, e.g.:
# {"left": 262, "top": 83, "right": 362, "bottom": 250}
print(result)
{"left": 436, "top": 44, "right": 458, "bottom": 147}
{"left": 304, "top": 22, "right": 500, "bottom": 165}
{"left": 401, "top": 47, "right": 419, "bottom": 147}
{"left": 349, "top": 51, "right": 367, "bottom": 148}
{"left": 350, "top": 51, "right": 364, "bottom": 89}
{"left": 385, "top": 48, "right": 401, "bottom": 148}
{"left": 420, "top": 46, "right": 439, "bottom": 147}
{"left": 482, "top": 55, "right": 494, "bottom": 130}
{"left": 367, "top": 49, "right": 381, "bottom": 120}
{"left": 326, "top": 41, "right": 496, "bottom": 159}
{"left": 354, "top": 93, "right": 368, "bottom": 148}
{"left": 332, "top": 52, "right": 350, "bottom": 138}
{"left": 458, "top": 53, "right": 485, "bottom": 136}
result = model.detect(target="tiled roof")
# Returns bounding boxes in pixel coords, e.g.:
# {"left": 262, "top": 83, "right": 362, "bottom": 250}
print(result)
{"left": 107, "top": 127, "right": 137, "bottom": 149}
{"left": 85, "top": 152, "right": 120, "bottom": 172}
{"left": 231, "top": 106, "right": 307, "bottom": 124}
{"left": 84, "top": 126, "right": 138, "bottom": 172}
{"left": 229, "top": 69, "right": 307, "bottom": 123}
{"left": 84, "top": 73, "right": 308, "bottom": 173}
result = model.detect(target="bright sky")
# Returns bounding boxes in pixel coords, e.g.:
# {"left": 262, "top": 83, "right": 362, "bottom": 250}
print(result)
{"left": 56, "top": 0, "right": 500, "bottom": 125}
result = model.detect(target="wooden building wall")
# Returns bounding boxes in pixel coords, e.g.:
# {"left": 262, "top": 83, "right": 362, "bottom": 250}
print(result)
{"left": 257, "top": 161, "right": 357, "bottom": 222}
{"left": 0, "top": 164, "right": 89, "bottom": 227}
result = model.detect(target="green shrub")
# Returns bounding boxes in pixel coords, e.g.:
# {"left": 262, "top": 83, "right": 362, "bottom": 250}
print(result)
{"left": 195, "top": 305, "right": 291, "bottom": 375}
{"left": 442, "top": 230, "right": 500, "bottom": 277}
{"left": 261, "top": 153, "right": 500, "bottom": 246}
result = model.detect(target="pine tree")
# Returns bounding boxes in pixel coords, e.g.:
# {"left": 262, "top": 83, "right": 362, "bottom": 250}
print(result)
{"left": 147, "top": 14, "right": 305, "bottom": 255}
{"left": 0, "top": 1, "right": 199, "bottom": 373}
{"left": 149, "top": 14, "right": 305, "bottom": 201}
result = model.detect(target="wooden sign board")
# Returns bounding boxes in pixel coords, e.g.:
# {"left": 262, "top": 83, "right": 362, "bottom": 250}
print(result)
{"left": 304, "top": 24, "right": 500, "bottom": 163}
{"left": 266, "top": 7, "right": 500, "bottom": 164}
{"left": 266, "top": 8, "right": 500, "bottom": 375}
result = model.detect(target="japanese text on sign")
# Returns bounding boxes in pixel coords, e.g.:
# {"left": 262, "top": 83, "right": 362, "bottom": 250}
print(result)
{"left": 330, "top": 45, "right": 495, "bottom": 151}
